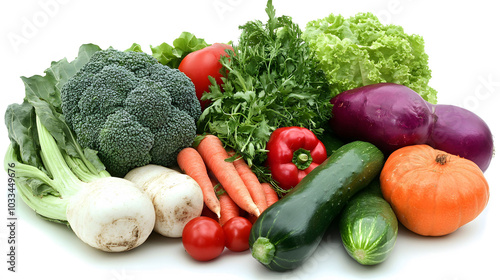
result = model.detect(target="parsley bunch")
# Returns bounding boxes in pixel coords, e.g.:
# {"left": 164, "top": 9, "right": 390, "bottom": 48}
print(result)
{"left": 197, "top": 0, "right": 332, "bottom": 178}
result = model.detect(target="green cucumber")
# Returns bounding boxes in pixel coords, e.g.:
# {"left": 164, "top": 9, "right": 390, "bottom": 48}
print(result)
{"left": 249, "top": 141, "right": 384, "bottom": 271}
{"left": 339, "top": 179, "right": 398, "bottom": 265}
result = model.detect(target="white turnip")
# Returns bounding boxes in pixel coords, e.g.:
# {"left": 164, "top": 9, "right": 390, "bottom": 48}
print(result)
{"left": 125, "top": 164, "right": 204, "bottom": 238}
{"left": 66, "top": 177, "right": 155, "bottom": 252}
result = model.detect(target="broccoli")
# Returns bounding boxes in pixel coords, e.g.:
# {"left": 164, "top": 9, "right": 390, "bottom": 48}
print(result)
{"left": 61, "top": 49, "right": 201, "bottom": 177}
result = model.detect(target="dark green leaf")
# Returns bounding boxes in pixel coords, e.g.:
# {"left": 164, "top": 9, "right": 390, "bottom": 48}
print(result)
{"left": 4, "top": 101, "right": 42, "bottom": 168}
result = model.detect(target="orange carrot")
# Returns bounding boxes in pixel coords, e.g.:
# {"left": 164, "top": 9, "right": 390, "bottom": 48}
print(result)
{"left": 261, "top": 182, "right": 279, "bottom": 207}
{"left": 195, "top": 135, "right": 260, "bottom": 217}
{"left": 177, "top": 147, "right": 221, "bottom": 218}
{"left": 213, "top": 179, "right": 240, "bottom": 226}
{"left": 229, "top": 150, "right": 268, "bottom": 214}
{"left": 218, "top": 191, "right": 240, "bottom": 226}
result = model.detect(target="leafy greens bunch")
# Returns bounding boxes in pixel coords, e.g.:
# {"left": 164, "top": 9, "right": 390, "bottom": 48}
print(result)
{"left": 197, "top": 0, "right": 332, "bottom": 176}
{"left": 302, "top": 12, "right": 437, "bottom": 103}
{"left": 4, "top": 44, "right": 109, "bottom": 222}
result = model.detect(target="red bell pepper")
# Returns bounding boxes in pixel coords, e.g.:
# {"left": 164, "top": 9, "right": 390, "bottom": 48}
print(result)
{"left": 266, "top": 126, "right": 327, "bottom": 190}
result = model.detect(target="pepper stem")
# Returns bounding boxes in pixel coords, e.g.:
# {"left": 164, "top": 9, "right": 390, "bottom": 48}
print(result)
{"left": 292, "top": 148, "right": 313, "bottom": 170}
{"left": 251, "top": 237, "right": 276, "bottom": 265}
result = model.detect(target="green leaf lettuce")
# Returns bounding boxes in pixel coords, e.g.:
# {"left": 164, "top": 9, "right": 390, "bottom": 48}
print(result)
{"left": 302, "top": 12, "right": 437, "bottom": 103}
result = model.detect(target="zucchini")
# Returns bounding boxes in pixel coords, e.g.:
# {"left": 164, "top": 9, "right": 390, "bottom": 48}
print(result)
{"left": 249, "top": 141, "right": 384, "bottom": 271}
{"left": 339, "top": 179, "right": 398, "bottom": 265}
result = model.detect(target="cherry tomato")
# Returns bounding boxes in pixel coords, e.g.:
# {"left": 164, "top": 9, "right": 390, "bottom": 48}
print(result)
{"left": 222, "top": 217, "right": 253, "bottom": 252}
{"left": 182, "top": 217, "right": 225, "bottom": 261}
{"left": 178, "top": 43, "right": 233, "bottom": 110}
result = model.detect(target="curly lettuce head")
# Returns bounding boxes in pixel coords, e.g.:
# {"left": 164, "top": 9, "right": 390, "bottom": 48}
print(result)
{"left": 302, "top": 12, "right": 437, "bottom": 103}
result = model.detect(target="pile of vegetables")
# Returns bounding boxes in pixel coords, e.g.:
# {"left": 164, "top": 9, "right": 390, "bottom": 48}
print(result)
{"left": 3, "top": 0, "right": 493, "bottom": 275}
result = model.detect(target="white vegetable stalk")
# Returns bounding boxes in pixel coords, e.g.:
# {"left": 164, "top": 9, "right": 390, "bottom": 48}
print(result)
{"left": 125, "top": 165, "right": 204, "bottom": 238}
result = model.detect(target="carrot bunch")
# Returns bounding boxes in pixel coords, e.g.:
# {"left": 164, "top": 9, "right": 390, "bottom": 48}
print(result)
{"left": 177, "top": 134, "right": 279, "bottom": 225}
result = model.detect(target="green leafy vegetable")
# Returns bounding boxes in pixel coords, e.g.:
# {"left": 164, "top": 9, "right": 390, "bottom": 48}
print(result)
{"left": 197, "top": 0, "right": 332, "bottom": 178}
{"left": 125, "top": 43, "right": 144, "bottom": 53}
{"left": 302, "top": 12, "right": 437, "bottom": 103}
{"left": 4, "top": 44, "right": 110, "bottom": 223}
{"left": 150, "top": 31, "right": 209, "bottom": 68}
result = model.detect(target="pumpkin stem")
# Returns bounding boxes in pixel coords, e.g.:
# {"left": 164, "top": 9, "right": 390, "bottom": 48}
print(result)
{"left": 435, "top": 154, "right": 449, "bottom": 165}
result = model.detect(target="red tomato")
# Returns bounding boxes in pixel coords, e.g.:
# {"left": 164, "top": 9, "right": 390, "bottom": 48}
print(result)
{"left": 222, "top": 217, "right": 253, "bottom": 252}
{"left": 182, "top": 217, "right": 225, "bottom": 261}
{"left": 178, "top": 43, "right": 233, "bottom": 110}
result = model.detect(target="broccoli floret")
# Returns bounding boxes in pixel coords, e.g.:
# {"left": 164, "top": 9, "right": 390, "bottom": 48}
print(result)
{"left": 149, "top": 107, "right": 197, "bottom": 167}
{"left": 124, "top": 80, "right": 172, "bottom": 128}
{"left": 61, "top": 49, "right": 201, "bottom": 177}
{"left": 98, "top": 109, "right": 154, "bottom": 176}
{"left": 148, "top": 63, "right": 201, "bottom": 118}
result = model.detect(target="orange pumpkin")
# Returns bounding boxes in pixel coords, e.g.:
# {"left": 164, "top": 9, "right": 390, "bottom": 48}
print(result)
{"left": 380, "top": 144, "right": 489, "bottom": 236}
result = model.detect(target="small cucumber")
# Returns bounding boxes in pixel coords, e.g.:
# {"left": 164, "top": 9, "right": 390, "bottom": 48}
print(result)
{"left": 339, "top": 179, "right": 398, "bottom": 265}
{"left": 249, "top": 141, "right": 384, "bottom": 271}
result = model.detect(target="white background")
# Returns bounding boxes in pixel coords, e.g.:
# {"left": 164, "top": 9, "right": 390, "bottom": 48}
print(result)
{"left": 1, "top": 0, "right": 499, "bottom": 279}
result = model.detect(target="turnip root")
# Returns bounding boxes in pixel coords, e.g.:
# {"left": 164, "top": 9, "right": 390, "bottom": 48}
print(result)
{"left": 66, "top": 177, "right": 156, "bottom": 252}
{"left": 125, "top": 164, "right": 204, "bottom": 238}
